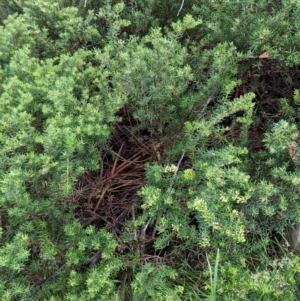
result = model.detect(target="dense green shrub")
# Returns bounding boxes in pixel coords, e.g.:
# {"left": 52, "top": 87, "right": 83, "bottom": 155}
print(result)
{"left": 1, "top": 0, "right": 300, "bottom": 300}
{"left": 0, "top": 2, "right": 126, "bottom": 300}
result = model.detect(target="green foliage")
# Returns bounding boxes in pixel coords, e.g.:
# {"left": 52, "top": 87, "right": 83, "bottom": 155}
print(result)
{"left": 0, "top": 1, "right": 125, "bottom": 300}
{"left": 190, "top": 0, "right": 300, "bottom": 64}
{"left": 1, "top": 0, "right": 300, "bottom": 300}
{"left": 131, "top": 264, "right": 183, "bottom": 301}
{"left": 206, "top": 248, "right": 219, "bottom": 301}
